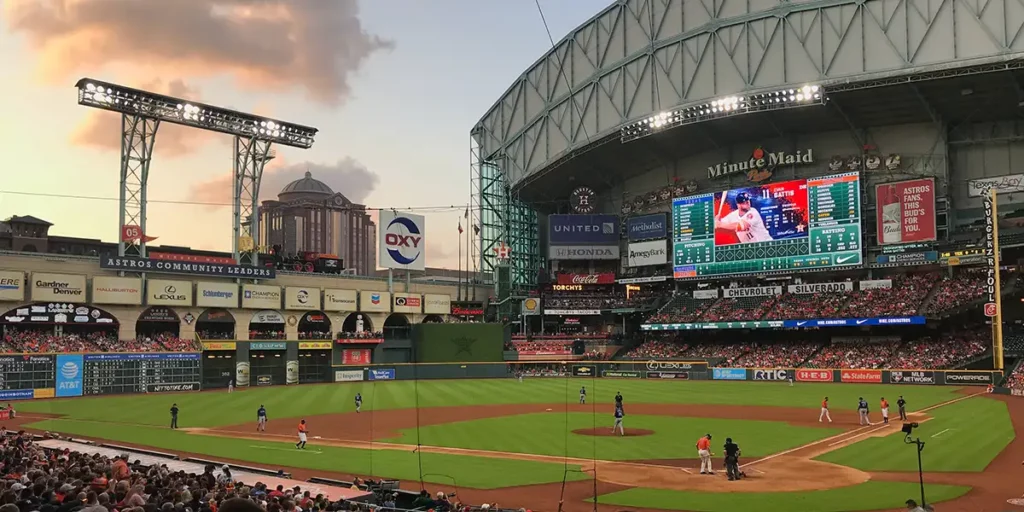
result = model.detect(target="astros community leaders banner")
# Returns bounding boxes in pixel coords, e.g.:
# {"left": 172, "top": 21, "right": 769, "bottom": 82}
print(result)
{"left": 32, "top": 273, "right": 86, "bottom": 301}
{"left": 196, "top": 282, "right": 238, "bottom": 308}
{"left": 423, "top": 294, "right": 451, "bottom": 315}
{"left": 147, "top": 279, "right": 192, "bottom": 306}
{"left": 323, "top": 289, "right": 357, "bottom": 311}
{"left": 393, "top": 293, "right": 422, "bottom": 314}
{"left": 285, "top": 287, "right": 320, "bottom": 311}
{"left": 91, "top": 276, "right": 143, "bottom": 305}
{"left": 242, "top": 284, "right": 281, "bottom": 309}
{"left": 0, "top": 270, "right": 25, "bottom": 302}
{"left": 360, "top": 291, "right": 391, "bottom": 312}
{"left": 99, "top": 255, "right": 275, "bottom": 278}
{"left": 379, "top": 210, "right": 426, "bottom": 271}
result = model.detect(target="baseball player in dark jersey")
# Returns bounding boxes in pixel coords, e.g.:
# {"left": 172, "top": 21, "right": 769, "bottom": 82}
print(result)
{"left": 257, "top": 405, "right": 267, "bottom": 432}
{"left": 897, "top": 396, "right": 907, "bottom": 421}
{"left": 355, "top": 393, "right": 363, "bottom": 413}
{"left": 612, "top": 406, "right": 625, "bottom": 436}
{"left": 857, "top": 397, "right": 872, "bottom": 426}
{"left": 579, "top": 386, "right": 587, "bottom": 404}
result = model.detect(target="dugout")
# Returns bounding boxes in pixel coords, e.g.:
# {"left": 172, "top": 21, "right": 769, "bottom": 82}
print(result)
{"left": 249, "top": 341, "right": 287, "bottom": 386}
{"left": 296, "top": 342, "right": 332, "bottom": 383}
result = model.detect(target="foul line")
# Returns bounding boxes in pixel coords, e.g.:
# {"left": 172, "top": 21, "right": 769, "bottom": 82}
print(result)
{"left": 931, "top": 428, "right": 951, "bottom": 438}
{"left": 741, "top": 391, "right": 985, "bottom": 469}
{"left": 249, "top": 445, "right": 323, "bottom": 455}
{"left": 827, "top": 424, "right": 890, "bottom": 446}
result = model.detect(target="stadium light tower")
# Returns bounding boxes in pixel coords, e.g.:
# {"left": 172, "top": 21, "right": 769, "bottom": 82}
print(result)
{"left": 75, "top": 78, "right": 319, "bottom": 267}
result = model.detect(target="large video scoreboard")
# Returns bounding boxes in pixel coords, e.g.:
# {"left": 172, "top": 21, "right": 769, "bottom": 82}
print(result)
{"left": 83, "top": 353, "right": 201, "bottom": 396}
{"left": 673, "top": 173, "right": 862, "bottom": 278}
{"left": 0, "top": 355, "right": 55, "bottom": 399}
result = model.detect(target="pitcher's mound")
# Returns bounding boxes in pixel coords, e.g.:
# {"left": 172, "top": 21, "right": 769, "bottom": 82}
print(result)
{"left": 572, "top": 428, "right": 654, "bottom": 437}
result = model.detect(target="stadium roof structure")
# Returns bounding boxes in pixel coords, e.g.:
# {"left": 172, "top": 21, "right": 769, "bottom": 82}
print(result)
{"left": 75, "top": 78, "right": 318, "bottom": 267}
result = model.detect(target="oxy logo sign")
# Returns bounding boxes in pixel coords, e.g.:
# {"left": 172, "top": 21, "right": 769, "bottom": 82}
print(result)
{"left": 379, "top": 210, "right": 426, "bottom": 271}
{"left": 55, "top": 354, "right": 83, "bottom": 397}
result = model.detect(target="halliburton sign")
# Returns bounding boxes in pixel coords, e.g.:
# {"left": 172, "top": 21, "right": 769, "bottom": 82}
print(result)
{"left": 841, "top": 369, "right": 882, "bottom": 383}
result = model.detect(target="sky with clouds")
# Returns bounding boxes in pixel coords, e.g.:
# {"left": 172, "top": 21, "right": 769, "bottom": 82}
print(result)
{"left": 0, "top": 0, "right": 609, "bottom": 269}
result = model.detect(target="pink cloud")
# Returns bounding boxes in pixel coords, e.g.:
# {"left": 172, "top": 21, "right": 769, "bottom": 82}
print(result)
{"left": 5, "top": 0, "right": 392, "bottom": 105}
{"left": 190, "top": 157, "right": 380, "bottom": 207}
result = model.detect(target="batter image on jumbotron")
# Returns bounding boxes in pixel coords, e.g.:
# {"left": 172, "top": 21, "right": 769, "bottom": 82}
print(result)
{"left": 713, "top": 183, "right": 809, "bottom": 245}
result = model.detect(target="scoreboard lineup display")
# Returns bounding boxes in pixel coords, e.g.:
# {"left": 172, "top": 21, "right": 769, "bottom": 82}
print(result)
{"left": 0, "top": 355, "right": 55, "bottom": 398}
{"left": 83, "top": 353, "right": 201, "bottom": 395}
{"left": 673, "top": 172, "right": 863, "bottom": 278}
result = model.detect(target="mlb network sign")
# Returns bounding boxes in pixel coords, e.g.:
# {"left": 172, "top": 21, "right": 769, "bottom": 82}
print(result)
{"left": 379, "top": 211, "right": 425, "bottom": 271}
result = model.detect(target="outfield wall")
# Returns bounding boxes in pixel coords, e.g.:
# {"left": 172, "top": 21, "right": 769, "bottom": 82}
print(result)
{"left": 0, "top": 355, "right": 1001, "bottom": 403}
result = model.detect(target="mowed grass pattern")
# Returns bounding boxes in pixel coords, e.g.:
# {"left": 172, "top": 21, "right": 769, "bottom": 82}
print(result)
{"left": 385, "top": 412, "right": 844, "bottom": 460}
{"left": 817, "top": 396, "right": 1013, "bottom": 472}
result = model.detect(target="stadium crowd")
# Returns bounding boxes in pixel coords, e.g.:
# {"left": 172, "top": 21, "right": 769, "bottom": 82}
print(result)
{"left": 0, "top": 431, "right": 505, "bottom": 512}
{"left": 0, "top": 331, "right": 198, "bottom": 354}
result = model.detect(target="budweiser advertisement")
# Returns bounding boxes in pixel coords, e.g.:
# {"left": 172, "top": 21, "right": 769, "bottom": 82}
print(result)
{"left": 841, "top": 369, "right": 882, "bottom": 383}
{"left": 876, "top": 178, "right": 937, "bottom": 245}
{"left": 796, "top": 369, "right": 833, "bottom": 382}
{"left": 556, "top": 273, "right": 616, "bottom": 285}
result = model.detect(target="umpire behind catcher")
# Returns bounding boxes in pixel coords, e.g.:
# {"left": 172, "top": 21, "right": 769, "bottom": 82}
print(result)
{"left": 724, "top": 437, "right": 742, "bottom": 481}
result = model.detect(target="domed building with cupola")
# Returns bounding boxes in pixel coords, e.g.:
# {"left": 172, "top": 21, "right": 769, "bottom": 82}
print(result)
{"left": 259, "top": 171, "right": 376, "bottom": 276}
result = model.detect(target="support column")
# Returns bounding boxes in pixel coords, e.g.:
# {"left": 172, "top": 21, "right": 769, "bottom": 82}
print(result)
{"left": 232, "top": 136, "right": 274, "bottom": 266}
{"left": 118, "top": 115, "right": 160, "bottom": 258}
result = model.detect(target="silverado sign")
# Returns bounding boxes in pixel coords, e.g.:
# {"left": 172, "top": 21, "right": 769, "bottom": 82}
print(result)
{"left": 708, "top": 148, "right": 814, "bottom": 179}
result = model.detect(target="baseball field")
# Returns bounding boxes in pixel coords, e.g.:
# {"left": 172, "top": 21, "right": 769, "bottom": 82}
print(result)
{"left": 8, "top": 376, "right": 1021, "bottom": 512}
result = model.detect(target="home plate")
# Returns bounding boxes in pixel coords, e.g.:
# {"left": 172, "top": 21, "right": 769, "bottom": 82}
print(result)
{"left": 546, "top": 408, "right": 552, "bottom": 411}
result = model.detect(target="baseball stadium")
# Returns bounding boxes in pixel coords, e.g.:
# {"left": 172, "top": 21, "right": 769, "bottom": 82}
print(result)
{"left": 5, "top": 1, "right": 1024, "bottom": 512}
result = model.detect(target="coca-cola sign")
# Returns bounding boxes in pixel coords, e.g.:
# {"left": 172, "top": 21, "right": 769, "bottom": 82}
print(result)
{"left": 556, "top": 273, "right": 616, "bottom": 285}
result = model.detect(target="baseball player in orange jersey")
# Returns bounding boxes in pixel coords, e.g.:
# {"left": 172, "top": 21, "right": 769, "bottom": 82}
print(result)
{"left": 819, "top": 397, "right": 832, "bottom": 423}
{"left": 696, "top": 434, "right": 714, "bottom": 474}
{"left": 880, "top": 397, "right": 889, "bottom": 424}
{"left": 296, "top": 420, "right": 309, "bottom": 449}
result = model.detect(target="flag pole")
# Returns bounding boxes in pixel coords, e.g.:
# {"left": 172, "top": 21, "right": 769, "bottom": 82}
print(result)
{"left": 458, "top": 221, "right": 463, "bottom": 302}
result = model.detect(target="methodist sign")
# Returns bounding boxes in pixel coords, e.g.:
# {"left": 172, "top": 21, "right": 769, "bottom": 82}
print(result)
{"left": 100, "top": 255, "right": 275, "bottom": 278}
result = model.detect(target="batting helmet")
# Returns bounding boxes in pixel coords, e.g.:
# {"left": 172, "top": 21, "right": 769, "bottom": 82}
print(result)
{"left": 735, "top": 192, "right": 751, "bottom": 204}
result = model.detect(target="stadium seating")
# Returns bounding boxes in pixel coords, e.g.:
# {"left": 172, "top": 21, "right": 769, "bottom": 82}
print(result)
{"left": 841, "top": 274, "right": 934, "bottom": 317}
{"left": 703, "top": 296, "right": 779, "bottom": 322}
{"left": 1, "top": 330, "right": 199, "bottom": 354}
{"left": 764, "top": 293, "right": 848, "bottom": 320}
{"left": 0, "top": 434, "right": 498, "bottom": 512}
{"left": 646, "top": 296, "right": 717, "bottom": 323}
{"left": 925, "top": 271, "right": 986, "bottom": 314}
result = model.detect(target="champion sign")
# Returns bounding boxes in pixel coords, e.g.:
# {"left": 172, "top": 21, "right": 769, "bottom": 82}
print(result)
{"left": 379, "top": 211, "right": 426, "bottom": 271}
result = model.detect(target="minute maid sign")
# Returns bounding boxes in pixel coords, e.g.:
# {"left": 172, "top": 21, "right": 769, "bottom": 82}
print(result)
{"left": 708, "top": 147, "right": 814, "bottom": 179}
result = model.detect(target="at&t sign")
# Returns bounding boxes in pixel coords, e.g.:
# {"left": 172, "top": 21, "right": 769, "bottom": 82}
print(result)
{"left": 379, "top": 210, "right": 426, "bottom": 271}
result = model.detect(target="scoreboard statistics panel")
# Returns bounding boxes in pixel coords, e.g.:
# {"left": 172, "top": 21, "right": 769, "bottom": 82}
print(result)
{"left": 83, "top": 353, "right": 201, "bottom": 395}
{"left": 673, "top": 172, "right": 863, "bottom": 278}
{"left": 0, "top": 355, "right": 55, "bottom": 398}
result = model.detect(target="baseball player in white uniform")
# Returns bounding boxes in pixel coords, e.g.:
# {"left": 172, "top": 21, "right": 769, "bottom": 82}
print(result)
{"left": 716, "top": 192, "right": 773, "bottom": 243}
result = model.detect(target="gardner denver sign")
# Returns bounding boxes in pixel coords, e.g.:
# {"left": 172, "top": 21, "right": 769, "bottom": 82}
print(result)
{"left": 708, "top": 148, "right": 814, "bottom": 179}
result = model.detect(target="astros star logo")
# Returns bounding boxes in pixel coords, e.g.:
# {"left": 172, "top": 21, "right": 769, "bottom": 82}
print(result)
{"left": 452, "top": 336, "right": 476, "bottom": 356}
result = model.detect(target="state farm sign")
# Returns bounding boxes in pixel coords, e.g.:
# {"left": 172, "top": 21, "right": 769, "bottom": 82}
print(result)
{"left": 841, "top": 369, "right": 882, "bottom": 383}
{"left": 796, "top": 369, "right": 832, "bottom": 382}
{"left": 556, "top": 273, "right": 616, "bottom": 285}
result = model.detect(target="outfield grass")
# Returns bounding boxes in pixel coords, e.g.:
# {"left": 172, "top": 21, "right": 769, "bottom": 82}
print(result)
{"left": 817, "top": 396, "right": 1013, "bottom": 472}
{"left": 594, "top": 481, "right": 971, "bottom": 512}
{"left": 12, "top": 379, "right": 984, "bottom": 511}
{"left": 385, "top": 412, "right": 843, "bottom": 460}
{"left": 14, "top": 378, "right": 964, "bottom": 427}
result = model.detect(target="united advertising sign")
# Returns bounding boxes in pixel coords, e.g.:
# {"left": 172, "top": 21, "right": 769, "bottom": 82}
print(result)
{"left": 627, "top": 240, "right": 668, "bottom": 267}
{"left": 548, "top": 214, "right": 619, "bottom": 245}
{"left": 360, "top": 291, "right": 391, "bottom": 313}
{"left": 627, "top": 214, "right": 667, "bottom": 241}
{"left": 379, "top": 210, "right": 426, "bottom": 271}
{"left": 31, "top": 273, "right": 86, "bottom": 302}
{"left": 91, "top": 276, "right": 142, "bottom": 306}
{"left": 324, "top": 289, "right": 357, "bottom": 312}
{"left": 0, "top": 271, "right": 25, "bottom": 302}
{"left": 242, "top": 284, "right": 281, "bottom": 309}
{"left": 876, "top": 178, "right": 937, "bottom": 245}
{"left": 100, "top": 255, "right": 275, "bottom": 278}
{"left": 285, "top": 287, "right": 320, "bottom": 311}
{"left": 196, "top": 282, "right": 238, "bottom": 308}
{"left": 393, "top": 293, "right": 422, "bottom": 314}
{"left": 147, "top": 279, "right": 192, "bottom": 306}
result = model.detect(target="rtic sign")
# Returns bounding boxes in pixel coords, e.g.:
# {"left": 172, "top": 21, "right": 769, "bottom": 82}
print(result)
{"left": 753, "top": 369, "right": 788, "bottom": 381}
{"left": 944, "top": 371, "right": 992, "bottom": 385}
{"left": 796, "top": 369, "right": 832, "bottom": 382}
{"left": 890, "top": 371, "right": 935, "bottom": 385}
{"left": 556, "top": 273, "right": 616, "bottom": 285}
{"left": 841, "top": 370, "right": 882, "bottom": 383}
